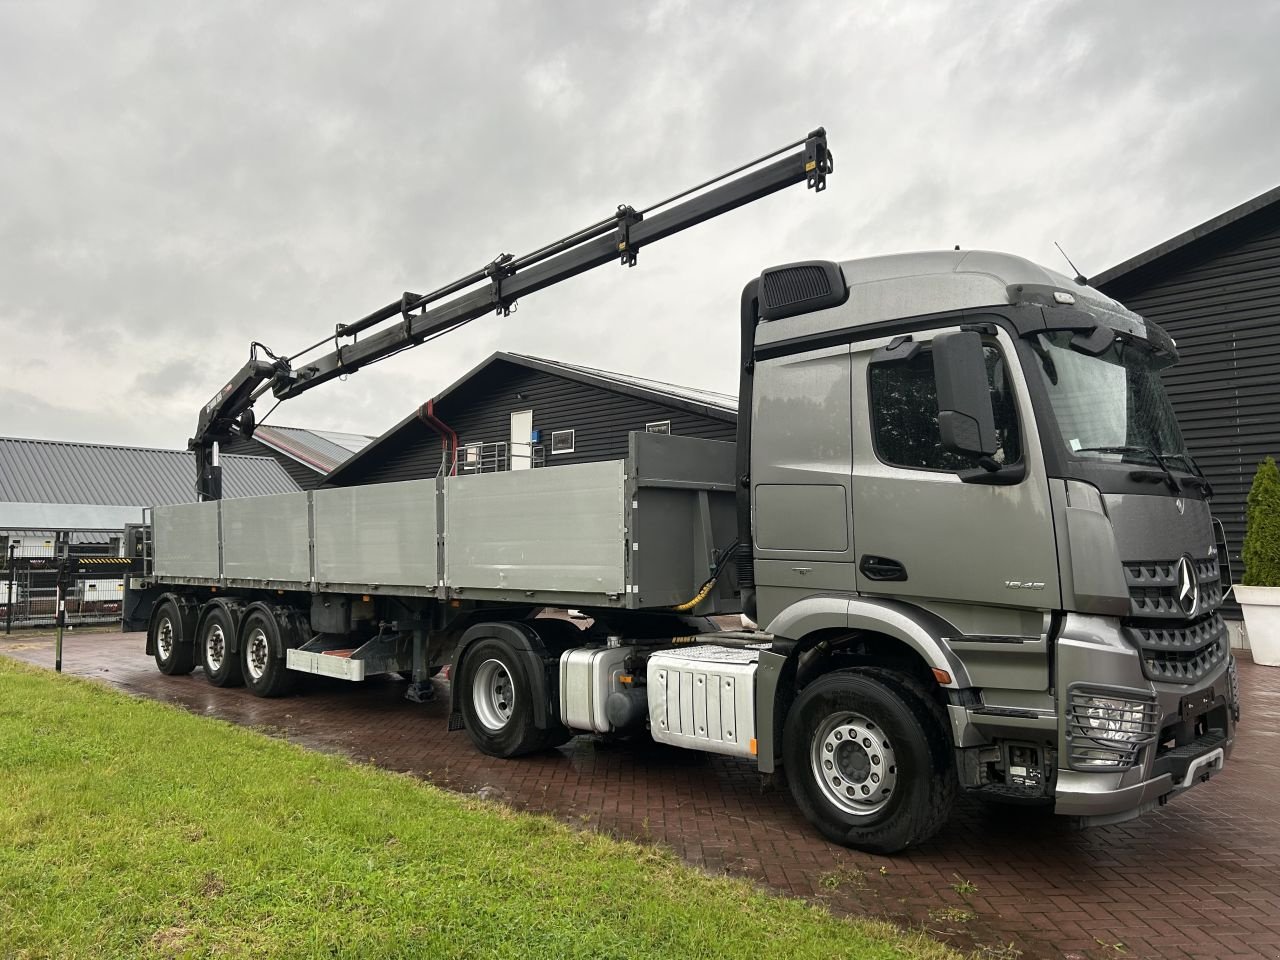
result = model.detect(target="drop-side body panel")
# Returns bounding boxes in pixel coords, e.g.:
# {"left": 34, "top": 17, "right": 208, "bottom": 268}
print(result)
{"left": 146, "top": 433, "right": 739, "bottom": 611}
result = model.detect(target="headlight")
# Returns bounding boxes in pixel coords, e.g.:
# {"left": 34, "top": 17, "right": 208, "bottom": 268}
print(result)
{"left": 1080, "top": 696, "right": 1154, "bottom": 744}
{"left": 1067, "top": 688, "right": 1159, "bottom": 770}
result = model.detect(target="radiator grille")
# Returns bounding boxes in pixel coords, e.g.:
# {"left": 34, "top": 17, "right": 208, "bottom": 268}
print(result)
{"left": 1122, "top": 557, "right": 1221, "bottom": 619}
{"left": 1123, "top": 613, "right": 1228, "bottom": 684}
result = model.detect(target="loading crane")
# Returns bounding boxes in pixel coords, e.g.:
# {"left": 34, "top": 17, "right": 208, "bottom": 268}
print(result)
{"left": 190, "top": 129, "right": 833, "bottom": 500}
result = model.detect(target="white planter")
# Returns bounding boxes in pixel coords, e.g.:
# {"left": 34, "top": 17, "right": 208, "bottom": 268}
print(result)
{"left": 1235, "top": 584, "right": 1280, "bottom": 667}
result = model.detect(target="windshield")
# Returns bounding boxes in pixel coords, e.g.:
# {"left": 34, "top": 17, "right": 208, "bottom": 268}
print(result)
{"left": 1031, "top": 331, "right": 1187, "bottom": 461}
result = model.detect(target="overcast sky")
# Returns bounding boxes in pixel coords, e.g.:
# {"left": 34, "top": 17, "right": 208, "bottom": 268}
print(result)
{"left": 1, "top": 0, "right": 1276, "bottom": 449}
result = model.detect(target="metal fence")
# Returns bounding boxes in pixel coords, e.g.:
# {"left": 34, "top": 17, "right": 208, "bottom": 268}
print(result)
{"left": 2, "top": 544, "right": 132, "bottom": 631}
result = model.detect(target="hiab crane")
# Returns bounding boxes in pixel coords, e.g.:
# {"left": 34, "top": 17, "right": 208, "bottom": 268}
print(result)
{"left": 126, "top": 127, "right": 1238, "bottom": 853}
{"left": 189, "top": 130, "right": 834, "bottom": 501}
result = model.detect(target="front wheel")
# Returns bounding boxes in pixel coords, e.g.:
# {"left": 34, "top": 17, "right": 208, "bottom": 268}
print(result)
{"left": 783, "top": 669, "right": 955, "bottom": 854}
{"left": 456, "top": 638, "right": 565, "bottom": 757}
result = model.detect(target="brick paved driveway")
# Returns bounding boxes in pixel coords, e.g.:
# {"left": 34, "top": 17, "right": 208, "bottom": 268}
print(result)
{"left": 4, "top": 630, "right": 1277, "bottom": 960}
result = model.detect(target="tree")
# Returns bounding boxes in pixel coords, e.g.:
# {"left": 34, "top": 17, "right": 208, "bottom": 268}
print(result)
{"left": 1242, "top": 456, "right": 1280, "bottom": 587}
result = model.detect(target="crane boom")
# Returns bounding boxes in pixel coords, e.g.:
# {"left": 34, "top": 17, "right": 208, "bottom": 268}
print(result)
{"left": 191, "top": 128, "right": 833, "bottom": 500}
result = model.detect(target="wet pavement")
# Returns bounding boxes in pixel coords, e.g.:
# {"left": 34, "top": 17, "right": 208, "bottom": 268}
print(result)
{"left": 3, "top": 629, "right": 1278, "bottom": 959}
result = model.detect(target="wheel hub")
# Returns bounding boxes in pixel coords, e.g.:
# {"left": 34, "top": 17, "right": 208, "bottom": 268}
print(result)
{"left": 472, "top": 659, "right": 515, "bottom": 732}
{"left": 811, "top": 712, "right": 898, "bottom": 817}
{"left": 157, "top": 618, "right": 174, "bottom": 659}
{"left": 206, "top": 624, "right": 225, "bottom": 671}
{"left": 246, "top": 628, "right": 268, "bottom": 681}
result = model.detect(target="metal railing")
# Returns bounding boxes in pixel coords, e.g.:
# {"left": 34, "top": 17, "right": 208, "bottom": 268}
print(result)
{"left": 443, "top": 441, "right": 546, "bottom": 477}
{"left": 3, "top": 544, "right": 130, "bottom": 631}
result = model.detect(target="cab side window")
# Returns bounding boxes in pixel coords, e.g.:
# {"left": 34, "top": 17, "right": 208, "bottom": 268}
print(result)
{"left": 869, "top": 345, "right": 1021, "bottom": 471}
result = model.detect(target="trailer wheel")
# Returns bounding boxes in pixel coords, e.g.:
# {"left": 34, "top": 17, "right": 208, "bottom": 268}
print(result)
{"left": 457, "top": 637, "right": 556, "bottom": 757}
{"left": 199, "top": 607, "right": 244, "bottom": 688}
{"left": 783, "top": 669, "right": 954, "bottom": 854}
{"left": 240, "top": 608, "right": 296, "bottom": 698}
{"left": 152, "top": 599, "right": 195, "bottom": 676}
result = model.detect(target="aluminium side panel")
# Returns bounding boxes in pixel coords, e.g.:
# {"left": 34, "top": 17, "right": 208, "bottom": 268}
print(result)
{"left": 445, "top": 461, "right": 626, "bottom": 597}
{"left": 153, "top": 501, "right": 221, "bottom": 579}
{"left": 313, "top": 479, "right": 437, "bottom": 589}
{"left": 221, "top": 491, "right": 312, "bottom": 582}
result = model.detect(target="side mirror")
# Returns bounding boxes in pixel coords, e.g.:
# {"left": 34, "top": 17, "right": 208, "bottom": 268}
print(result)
{"left": 932, "top": 331, "right": 997, "bottom": 458}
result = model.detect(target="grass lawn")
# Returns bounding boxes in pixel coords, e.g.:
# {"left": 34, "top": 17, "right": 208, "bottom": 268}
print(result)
{"left": 0, "top": 659, "right": 956, "bottom": 960}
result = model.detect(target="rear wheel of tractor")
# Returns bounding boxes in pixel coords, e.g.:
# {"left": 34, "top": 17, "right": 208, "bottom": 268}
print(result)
{"left": 152, "top": 599, "right": 195, "bottom": 676}
{"left": 240, "top": 608, "right": 296, "bottom": 698}
{"left": 457, "top": 637, "right": 560, "bottom": 757}
{"left": 200, "top": 606, "right": 244, "bottom": 687}
{"left": 783, "top": 669, "right": 955, "bottom": 854}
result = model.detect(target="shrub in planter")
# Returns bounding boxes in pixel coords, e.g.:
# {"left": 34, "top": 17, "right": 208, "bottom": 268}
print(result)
{"left": 1237, "top": 456, "right": 1280, "bottom": 665}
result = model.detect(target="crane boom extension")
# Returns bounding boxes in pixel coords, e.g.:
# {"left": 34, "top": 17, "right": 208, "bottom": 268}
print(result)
{"left": 191, "top": 128, "right": 833, "bottom": 500}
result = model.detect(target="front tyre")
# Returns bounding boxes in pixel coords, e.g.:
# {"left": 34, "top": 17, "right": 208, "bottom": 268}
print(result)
{"left": 152, "top": 599, "right": 195, "bottom": 676}
{"left": 783, "top": 669, "right": 955, "bottom": 854}
{"left": 457, "top": 637, "right": 563, "bottom": 757}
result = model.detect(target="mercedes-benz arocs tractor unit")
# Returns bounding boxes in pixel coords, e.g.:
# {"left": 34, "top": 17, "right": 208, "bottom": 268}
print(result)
{"left": 123, "top": 129, "right": 1239, "bottom": 853}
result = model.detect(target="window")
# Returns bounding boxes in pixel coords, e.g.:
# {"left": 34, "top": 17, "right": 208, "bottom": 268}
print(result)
{"left": 869, "top": 345, "right": 1021, "bottom": 472}
{"left": 551, "top": 429, "right": 575, "bottom": 454}
{"left": 461, "top": 442, "right": 482, "bottom": 472}
{"left": 645, "top": 420, "right": 672, "bottom": 435}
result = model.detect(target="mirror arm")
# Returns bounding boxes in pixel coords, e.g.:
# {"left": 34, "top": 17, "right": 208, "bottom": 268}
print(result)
{"left": 958, "top": 462, "right": 1026, "bottom": 486}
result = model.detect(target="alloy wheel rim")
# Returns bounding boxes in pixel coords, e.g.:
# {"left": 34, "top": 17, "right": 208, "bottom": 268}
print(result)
{"left": 810, "top": 711, "right": 898, "bottom": 817}
{"left": 246, "top": 628, "right": 269, "bottom": 681}
{"left": 206, "top": 624, "right": 226, "bottom": 671}
{"left": 472, "top": 658, "right": 515, "bottom": 732}
{"left": 157, "top": 617, "right": 174, "bottom": 660}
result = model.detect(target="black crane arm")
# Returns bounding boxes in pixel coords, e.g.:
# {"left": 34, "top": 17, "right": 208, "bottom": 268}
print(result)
{"left": 191, "top": 128, "right": 832, "bottom": 500}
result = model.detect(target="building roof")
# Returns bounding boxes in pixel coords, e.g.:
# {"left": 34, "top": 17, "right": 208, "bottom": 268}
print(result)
{"left": 0, "top": 436, "right": 299, "bottom": 532}
{"left": 249, "top": 424, "right": 374, "bottom": 474}
{"left": 1092, "top": 184, "right": 1280, "bottom": 292}
{"left": 323, "top": 352, "right": 738, "bottom": 487}
{"left": 434, "top": 352, "right": 737, "bottom": 419}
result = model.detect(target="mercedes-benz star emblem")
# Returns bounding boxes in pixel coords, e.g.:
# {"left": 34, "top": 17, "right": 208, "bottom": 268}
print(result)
{"left": 1176, "top": 555, "right": 1199, "bottom": 617}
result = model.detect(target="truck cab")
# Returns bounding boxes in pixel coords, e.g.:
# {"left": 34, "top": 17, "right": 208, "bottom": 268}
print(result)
{"left": 743, "top": 250, "right": 1236, "bottom": 846}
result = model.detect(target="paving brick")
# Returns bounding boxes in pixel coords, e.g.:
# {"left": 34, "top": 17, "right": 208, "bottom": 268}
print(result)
{"left": 4, "top": 632, "right": 1278, "bottom": 960}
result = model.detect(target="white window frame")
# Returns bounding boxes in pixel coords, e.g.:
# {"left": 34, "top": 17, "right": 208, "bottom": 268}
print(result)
{"left": 645, "top": 420, "right": 672, "bottom": 435}
{"left": 550, "top": 429, "right": 575, "bottom": 454}
{"left": 461, "top": 442, "right": 482, "bottom": 471}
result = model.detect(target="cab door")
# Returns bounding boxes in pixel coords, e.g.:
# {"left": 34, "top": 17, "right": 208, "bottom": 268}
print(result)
{"left": 849, "top": 326, "right": 1060, "bottom": 612}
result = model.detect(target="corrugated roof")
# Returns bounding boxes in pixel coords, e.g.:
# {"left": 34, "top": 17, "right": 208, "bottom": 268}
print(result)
{"left": 1092, "top": 183, "right": 1280, "bottom": 290}
{"left": 251, "top": 424, "right": 373, "bottom": 474}
{"left": 0, "top": 436, "right": 299, "bottom": 508}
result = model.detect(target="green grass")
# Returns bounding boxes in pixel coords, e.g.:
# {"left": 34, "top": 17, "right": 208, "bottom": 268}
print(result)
{"left": 0, "top": 659, "right": 956, "bottom": 960}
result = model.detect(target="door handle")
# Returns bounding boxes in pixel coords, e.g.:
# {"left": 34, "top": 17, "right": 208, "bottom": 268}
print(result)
{"left": 859, "top": 555, "right": 908, "bottom": 582}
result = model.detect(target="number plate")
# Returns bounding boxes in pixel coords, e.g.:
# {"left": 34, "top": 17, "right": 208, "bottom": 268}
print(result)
{"left": 1181, "top": 687, "right": 1215, "bottom": 718}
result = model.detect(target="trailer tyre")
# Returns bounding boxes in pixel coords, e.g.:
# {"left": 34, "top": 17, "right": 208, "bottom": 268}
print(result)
{"left": 457, "top": 637, "right": 556, "bottom": 758}
{"left": 240, "top": 608, "right": 296, "bottom": 698}
{"left": 783, "top": 669, "right": 954, "bottom": 854}
{"left": 152, "top": 599, "right": 196, "bottom": 676}
{"left": 200, "top": 606, "right": 244, "bottom": 688}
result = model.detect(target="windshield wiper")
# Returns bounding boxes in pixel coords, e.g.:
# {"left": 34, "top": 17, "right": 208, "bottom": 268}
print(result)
{"left": 1161, "top": 451, "right": 1214, "bottom": 498}
{"left": 1074, "top": 444, "right": 1180, "bottom": 492}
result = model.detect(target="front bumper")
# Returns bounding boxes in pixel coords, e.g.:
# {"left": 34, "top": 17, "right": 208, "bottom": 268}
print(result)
{"left": 1051, "top": 613, "right": 1236, "bottom": 820}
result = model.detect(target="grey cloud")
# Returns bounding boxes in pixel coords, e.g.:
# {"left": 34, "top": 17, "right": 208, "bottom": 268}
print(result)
{"left": 1, "top": 0, "right": 1276, "bottom": 448}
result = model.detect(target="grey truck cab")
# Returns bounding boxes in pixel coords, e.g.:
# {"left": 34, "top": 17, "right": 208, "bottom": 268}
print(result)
{"left": 739, "top": 249, "right": 1237, "bottom": 848}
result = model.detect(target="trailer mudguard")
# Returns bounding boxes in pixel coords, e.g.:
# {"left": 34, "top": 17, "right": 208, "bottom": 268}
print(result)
{"left": 238, "top": 601, "right": 309, "bottom": 660}
{"left": 194, "top": 597, "right": 247, "bottom": 655}
{"left": 145, "top": 592, "right": 200, "bottom": 657}
{"left": 449, "top": 620, "right": 579, "bottom": 731}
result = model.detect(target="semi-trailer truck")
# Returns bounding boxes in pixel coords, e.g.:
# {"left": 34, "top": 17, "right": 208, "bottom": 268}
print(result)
{"left": 123, "top": 129, "right": 1238, "bottom": 853}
